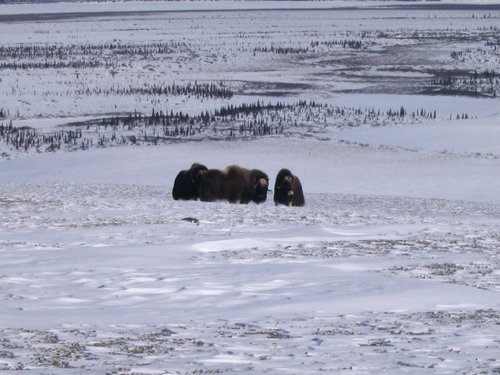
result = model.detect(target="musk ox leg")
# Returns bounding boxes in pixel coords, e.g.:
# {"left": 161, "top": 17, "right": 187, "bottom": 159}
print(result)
{"left": 198, "top": 183, "right": 217, "bottom": 202}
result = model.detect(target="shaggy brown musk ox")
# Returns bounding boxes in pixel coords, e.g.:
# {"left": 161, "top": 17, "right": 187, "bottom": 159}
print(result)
{"left": 198, "top": 165, "right": 269, "bottom": 204}
{"left": 172, "top": 163, "right": 208, "bottom": 200}
{"left": 273, "top": 168, "right": 305, "bottom": 207}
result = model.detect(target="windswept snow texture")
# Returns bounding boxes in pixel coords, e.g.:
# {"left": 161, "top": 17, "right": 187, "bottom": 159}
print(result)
{"left": 0, "top": 1, "right": 499, "bottom": 374}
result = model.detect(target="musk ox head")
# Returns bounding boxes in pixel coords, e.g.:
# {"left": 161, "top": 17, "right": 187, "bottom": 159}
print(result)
{"left": 189, "top": 163, "right": 208, "bottom": 184}
{"left": 250, "top": 169, "right": 269, "bottom": 204}
{"left": 274, "top": 168, "right": 305, "bottom": 207}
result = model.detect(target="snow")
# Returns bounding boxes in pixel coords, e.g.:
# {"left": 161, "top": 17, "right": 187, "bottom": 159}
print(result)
{"left": 0, "top": 1, "right": 499, "bottom": 374}
{"left": 1, "top": 162, "right": 498, "bottom": 373}
{"left": 2, "top": 0, "right": 497, "bottom": 17}
{"left": 1, "top": 136, "right": 498, "bottom": 203}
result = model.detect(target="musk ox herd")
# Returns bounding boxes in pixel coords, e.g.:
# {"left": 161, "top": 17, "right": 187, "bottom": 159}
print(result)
{"left": 172, "top": 163, "right": 305, "bottom": 207}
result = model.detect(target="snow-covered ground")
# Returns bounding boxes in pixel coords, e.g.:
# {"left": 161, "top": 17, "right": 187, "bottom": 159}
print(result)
{"left": 0, "top": 1, "right": 499, "bottom": 374}
{"left": 1, "top": 175, "right": 499, "bottom": 373}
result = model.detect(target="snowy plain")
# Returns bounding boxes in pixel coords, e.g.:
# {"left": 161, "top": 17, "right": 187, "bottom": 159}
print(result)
{"left": 0, "top": 1, "right": 499, "bottom": 374}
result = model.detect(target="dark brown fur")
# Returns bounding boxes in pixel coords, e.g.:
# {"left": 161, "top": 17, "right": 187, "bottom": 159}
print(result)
{"left": 198, "top": 165, "right": 269, "bottom": 204}
{"left": 274, "top": 168, "right": 305, "bottom": 207}
{"left": 172, "top": 163, "right": 208, "bottom": 200}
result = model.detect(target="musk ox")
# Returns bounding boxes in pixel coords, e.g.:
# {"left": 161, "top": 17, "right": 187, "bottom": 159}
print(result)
{"left": 172, "top": 163, "right": 208, "bottom": 200}
{"left": 198, "top": 165, "right": 269, "bottom": 204}
{"left": 274, "top": 168, "right": 305, "bottom": 207}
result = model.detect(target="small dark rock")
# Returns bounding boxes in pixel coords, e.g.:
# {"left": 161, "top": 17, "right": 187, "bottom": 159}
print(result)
{"left": 181, "top": 217, "right": 199, "bottom": 224}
